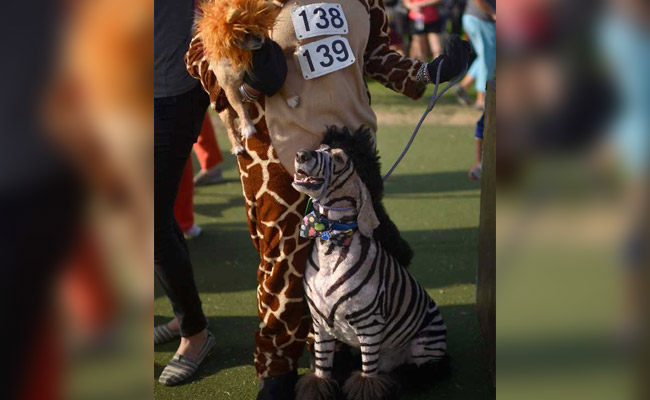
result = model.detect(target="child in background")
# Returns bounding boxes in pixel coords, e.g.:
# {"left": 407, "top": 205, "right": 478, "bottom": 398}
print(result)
{"left": 455, "top": 0, "right": 496, "bottom": 110}
{"left": 404, "top": 0, "right": 448, "bottom": 59}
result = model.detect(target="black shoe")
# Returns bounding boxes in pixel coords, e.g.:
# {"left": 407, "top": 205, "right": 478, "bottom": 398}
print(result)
{"left": 256, "top": 371, "right": 298, "bottom": 400}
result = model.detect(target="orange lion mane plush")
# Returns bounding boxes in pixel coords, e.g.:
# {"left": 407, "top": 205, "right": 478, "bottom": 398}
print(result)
{"left": 197, "top": 0, "right": 276, "bottom": 72}
{"left": 195, "top": 0, "right": 298, "bottom": 155}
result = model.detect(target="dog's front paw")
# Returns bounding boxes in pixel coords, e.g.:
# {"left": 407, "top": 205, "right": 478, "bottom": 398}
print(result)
{"left": 231, "top": 145, "right": 245, "bottom": 156}
{"left": 286, "top": 95, "right": 300, "bottom": 109}
{"left": 241, "top": 124, "right": 256, "bottom": 138}
{"left": 342, "top": 371, "right": 399, "bottom": 400}
{"left": 295, "top": 372, "right": 342, "bottom": 400}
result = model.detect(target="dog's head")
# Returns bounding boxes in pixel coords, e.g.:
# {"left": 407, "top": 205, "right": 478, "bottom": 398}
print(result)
{"left": 292, "top": 142, "right": 379, "bottom": 237}
{"left": 197, "top": 0, "right": 276, "bottom": 71}
{"left": 296, "top": 126, "right": 413, "bottom": 266}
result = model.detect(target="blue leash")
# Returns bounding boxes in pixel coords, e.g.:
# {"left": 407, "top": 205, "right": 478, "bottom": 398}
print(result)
{"left": 382, "top": 60, "right": 468, "bottom": 182}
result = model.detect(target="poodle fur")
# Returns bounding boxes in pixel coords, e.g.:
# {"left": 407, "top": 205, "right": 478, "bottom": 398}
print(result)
{"left": 321, "top": 126, "right": 413, "bottom": 267}
{"left": 295, "top": 372, "right": 343, "bottom": 400}
{"left": 342, "top": 372, "right": 400, "bottom": 400}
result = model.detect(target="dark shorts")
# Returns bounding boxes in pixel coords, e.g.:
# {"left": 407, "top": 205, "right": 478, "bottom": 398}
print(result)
{"left": 409, "top": 18, "right": 447, "bottom": 34}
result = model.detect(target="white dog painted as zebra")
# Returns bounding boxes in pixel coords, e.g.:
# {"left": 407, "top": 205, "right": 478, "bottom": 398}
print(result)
{"left": 292, "top": 127, "right": 447, "bottom": 400}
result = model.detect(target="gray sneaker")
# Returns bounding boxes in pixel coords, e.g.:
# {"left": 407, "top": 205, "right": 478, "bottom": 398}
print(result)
{"left": 193, "top": 166, "right": 224, "bottom": 186}
{"left": 455, "top": 86, "right": 471, "bottom": 106}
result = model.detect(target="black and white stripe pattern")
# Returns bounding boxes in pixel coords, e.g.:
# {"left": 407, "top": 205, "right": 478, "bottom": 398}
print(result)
{"left": 154, "top": 323, "right": 180, "bottom": 345}
{"left": 305, "top": 236, "right": 446, "bottom": 378}
{"left": 299, "top": 149, "right": 446, "bottom": 380}
{"left": 158, "top": 331, "right": 216, "bottom": 386}
{"left": 315, "top": 150, "right": 356, "bottom": 209}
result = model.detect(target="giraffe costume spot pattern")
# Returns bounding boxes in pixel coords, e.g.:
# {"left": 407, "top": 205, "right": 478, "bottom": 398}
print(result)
{"left": 186, "top": 0, "right": 428, "bottom": 379}
{"left": 236, "top": 102, "right": 314, "bottom": 378}
{"left": 188, "top": 33, "right": 314, "bottom": 379}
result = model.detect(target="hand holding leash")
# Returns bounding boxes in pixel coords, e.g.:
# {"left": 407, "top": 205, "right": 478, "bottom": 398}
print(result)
{"left": 426, "top": 34, "right": 472, "bottom": 83}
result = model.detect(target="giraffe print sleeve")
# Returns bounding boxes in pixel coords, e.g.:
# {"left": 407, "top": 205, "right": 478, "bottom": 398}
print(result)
{"left": 363, "top": 0, "right": 427, "bottom": 100}
{"left": 184, "top": 34, "right": 230, "bottom": 112}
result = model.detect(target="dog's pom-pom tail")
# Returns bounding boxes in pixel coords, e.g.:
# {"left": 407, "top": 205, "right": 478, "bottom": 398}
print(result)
{"left": 295, "top": 372, "right": 343, "bottom": 400}
{"left": 286, "top": 95, "right": 300, "bottom": 109}
{"left": 342, "top": 371, "right": 400, "bottom": 400}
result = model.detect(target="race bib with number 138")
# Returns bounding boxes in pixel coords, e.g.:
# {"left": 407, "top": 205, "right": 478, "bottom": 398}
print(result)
{"left": 291, "top": 3, "right": 349, "bottom": 39}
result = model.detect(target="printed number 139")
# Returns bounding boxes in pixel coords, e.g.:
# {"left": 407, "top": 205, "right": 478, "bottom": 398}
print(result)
{"left": 302, "top": 39, "right": 350, "bottom": 72}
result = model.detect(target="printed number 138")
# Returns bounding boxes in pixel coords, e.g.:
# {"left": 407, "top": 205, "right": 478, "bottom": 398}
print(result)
{"left": 298, "top": 7, "right": 345, "bottom": 32}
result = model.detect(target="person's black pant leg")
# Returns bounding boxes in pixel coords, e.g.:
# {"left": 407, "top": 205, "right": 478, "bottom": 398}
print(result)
{"left": 154, "top": 84, "right": 209, "bottom": 337}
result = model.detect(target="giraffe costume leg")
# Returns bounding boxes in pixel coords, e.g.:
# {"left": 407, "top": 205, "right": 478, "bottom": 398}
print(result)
{"left": 236, "top": 101, "right": 312, "bottom": 378}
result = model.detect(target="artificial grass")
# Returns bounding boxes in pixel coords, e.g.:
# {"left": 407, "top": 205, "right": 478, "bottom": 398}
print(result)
{"left": 154, "top": 81, "right": 493, "bottom": 399}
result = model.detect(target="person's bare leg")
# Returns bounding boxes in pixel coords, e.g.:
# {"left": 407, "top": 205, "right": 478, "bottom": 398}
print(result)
{"left": 410, "top": 34, "right": 427, "bottom": 60}
{"left": 408, "top": 35, "right": 416, "bottom": 59}
{"left": 469, "top": 138, "right": 483, "bottom": 180}
{"left": 461, "top": 73, "right": 475, "bottom": 90}
{"left": 475, "top": 90, "right": 485, "bottom": 109}
{"left": 166, "top": 316, "right": 179, "bottom": 330}
{"left": 390, "top": 43, "right": 405, "bottom": 56}
{"left": 428, "top": 32, "right": 443, "bottom": 58}
{"left": 165, "top": 316, "right": 209, "bottom": 361}
{"left": 176, "top": 328, "right": 209, "bottom": 361}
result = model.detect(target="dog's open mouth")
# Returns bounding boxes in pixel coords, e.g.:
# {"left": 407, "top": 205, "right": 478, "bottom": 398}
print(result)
{"left": 293, "top": 169, "right": 324, "bottom": 189}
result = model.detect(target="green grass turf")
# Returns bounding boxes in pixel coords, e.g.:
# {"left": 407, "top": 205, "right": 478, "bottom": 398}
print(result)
{"left": 154, "top": 81, "right": 493, "bottom": 399}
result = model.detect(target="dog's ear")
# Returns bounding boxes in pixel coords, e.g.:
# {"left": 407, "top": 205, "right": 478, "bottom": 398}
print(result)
{"left": 357, "top": 180, "right": 379, "bottom": 237}
{"left": 260, "top": 1, "right": 275, "bottom": 13}
{"left": 226, "top": 8, "right": 242, "bottom": 23}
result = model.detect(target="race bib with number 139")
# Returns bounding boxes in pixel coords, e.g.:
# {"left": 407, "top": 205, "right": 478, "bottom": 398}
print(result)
{"left": 296, "top": 35, "right": 356, "bottom": 80}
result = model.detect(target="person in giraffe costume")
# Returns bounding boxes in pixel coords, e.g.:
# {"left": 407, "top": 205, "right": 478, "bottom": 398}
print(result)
{"left": 185, "top": 0, "right": 471, "bottom": 398}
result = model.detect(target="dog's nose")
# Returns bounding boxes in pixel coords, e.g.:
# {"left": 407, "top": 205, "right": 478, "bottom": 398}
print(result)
{"left": 296, "top": 150, "right": 311, "bottom": 163}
